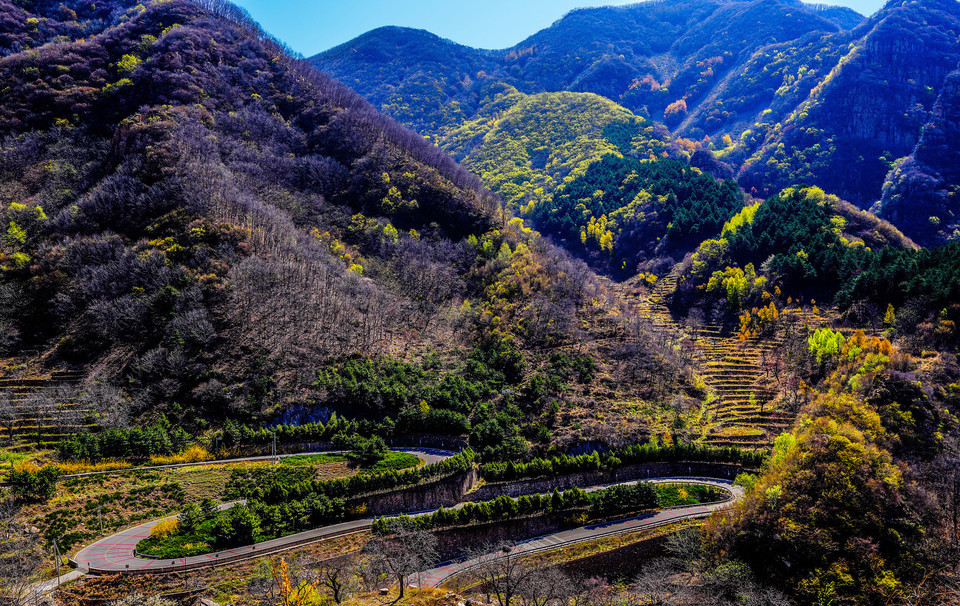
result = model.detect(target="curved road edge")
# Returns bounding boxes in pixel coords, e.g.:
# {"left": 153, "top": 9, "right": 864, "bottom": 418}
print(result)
{"left": 73, "top": 474, "right": 740, "bottom": 577}
{"left": 413, "top": 478, "right": 743, "bottom": 588}
{"left": 70, "top": 448, "right": 456, "bottom": 575}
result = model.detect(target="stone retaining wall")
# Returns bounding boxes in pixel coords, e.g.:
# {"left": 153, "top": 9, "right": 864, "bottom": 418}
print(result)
{"left": 430, "top": 512, "right": 573, "bottom": 561}
{"left": 349, "top": 468, "right": 479, "bottom": 516}
{"left": 467, "top": 461, "right": 741, "bottom": 502}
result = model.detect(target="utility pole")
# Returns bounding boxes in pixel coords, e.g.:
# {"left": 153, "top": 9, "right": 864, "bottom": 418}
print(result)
{"left": 53, "top": 539, "right": 61, "bottom": 586}
{"left": 98, "top": 505, "right": 103, "bottom": 536}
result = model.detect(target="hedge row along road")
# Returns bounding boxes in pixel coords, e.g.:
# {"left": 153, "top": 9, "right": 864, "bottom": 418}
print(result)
{"left": 415, "top": 477, "right": 743, "bottom": 588}
{"left": 72, "top": 463, "right": 740, "bottom": 576}
{"left": 70, "top": 448, "right": 456, "bottom": 575}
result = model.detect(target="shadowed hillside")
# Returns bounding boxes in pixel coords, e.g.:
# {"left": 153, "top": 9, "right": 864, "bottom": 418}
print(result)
{"left": 313, "top": 0, "right": 960, "bottom": 244}
{"left": 0, "top": 0, "right": 703, "bottom": 455}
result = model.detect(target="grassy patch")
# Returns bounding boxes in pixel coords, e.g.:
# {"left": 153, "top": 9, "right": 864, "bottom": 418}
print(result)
{"left": 713, "top": 425, "right": 765, "bottom": 438}
{"left": 358, "top": 451, "right": 420, "bottom": 473}
{"left": 51, "top": 459, "right": 133, "bottom": 474}
{"left": 0, "top": 449, "right": 37, "bottom": 468}
{"left": 276, "top": 451, "right": 419, "bottom": 473}
{"left": 279, "top": 453, "right": 347, "bottom": 467}
{"left": 655, "top": 483, "right": 727, "bottom": 507}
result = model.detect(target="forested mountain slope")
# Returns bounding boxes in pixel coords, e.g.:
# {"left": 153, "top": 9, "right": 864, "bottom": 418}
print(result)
{"left": 314, "top": 0, "right": 960, "bottom": 246}
{"left": 311, "top": 0, "right": 857, "bottom": 137}
{"left": 878, "top": 65, "right": 960, "bottom": 246}
{"left": 737, "top": 0, "right": 960, "bottom": 206}
{"left": 0, "top": 0, "right": 703, "bottom": 454}
{"left": 436, "top": 84, "right": 670, "bottom": 209}
{"left": 0, "top": 0, "right": 483, "bottom": 410}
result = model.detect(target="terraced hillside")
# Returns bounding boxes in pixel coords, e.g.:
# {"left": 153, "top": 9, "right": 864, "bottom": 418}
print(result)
{"left": 615, "top": 268, "right": 824, "bottom": 448}
{"left": 0, "top": 362, "right": 89, "bottom": 448}
{"left": 692, "top": 323, "right": 787, "bottom": 448}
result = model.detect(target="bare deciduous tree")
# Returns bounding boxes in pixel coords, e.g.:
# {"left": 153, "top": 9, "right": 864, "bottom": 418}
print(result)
{"left": 81, "top": 381, "right": 130, "bottom": 429}
{"left": 356, "top": 552, "right": 389, "bottom": 593}
{"left": 518, "top": 566, "right": 573, "bottom": 606}
{"left": 316, "top": 552, "right": 361, "bottom": 604}
{"left": 27, "top": 388, "right": 56, "bottom": 448}
{"left": 48, "top": 385, "right": 82, "bottom": 439}
{"left": 687, "top": 308, "right": 706, "bottom": 342}
{"left": 0, "top": 503, "right": 43, "bottom": 606}
{"left": 569, "top": 577, "right": 617, "bottom": 606}
{"left": 0, "top": 391, "right": 18, "bottom": 445}
{"left": 631, "top": 559, "right": 690, "bottom": 605}
{"left": 466, "top": 544, "right": 542, "bottom": 606}
{"left": 364, "top": 528, "right": 438, "bottom": 599}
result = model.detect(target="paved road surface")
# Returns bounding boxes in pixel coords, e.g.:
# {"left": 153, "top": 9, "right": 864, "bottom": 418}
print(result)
{"left": 57, "top": 446, "right": 453, "bottom": 480}
{"left": 72, "top": 448, "right": 456, "bottom": 574}
{"left": 73, "top": 466, "right": 738, "bottom": 577}
{"left": 28, "top": 570, "right": 85, "bottom": 597}
{"left": 414, "top": 478, "right": 742, "bottom": 588}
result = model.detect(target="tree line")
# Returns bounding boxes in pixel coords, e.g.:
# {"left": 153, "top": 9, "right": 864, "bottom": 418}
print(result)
{"left": 372, "top": 482, "right": 662, "bottom": 534}
{"left": 481, "top": 442, "right": 767, "bottom": 482}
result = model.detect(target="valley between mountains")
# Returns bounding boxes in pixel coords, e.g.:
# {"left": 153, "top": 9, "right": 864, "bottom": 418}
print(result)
{"left": 0, "top": 0, "right": 959, "bottom": 604}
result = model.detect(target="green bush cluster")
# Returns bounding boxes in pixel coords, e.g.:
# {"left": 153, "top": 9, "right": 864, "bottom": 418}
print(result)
{"left": 216, "top": 415, "right": 362, "bottom": 449}
{"left": 56, "top": 421, "right": 190, "bottom": 462}
{"left": 314, "top": 355, "right": 494, "bottom": 417}
{"left": 7, "top": 465, "right": 62, "bottom": 501}
{"left": 481, "top": 443, "right": 767, "bottom": 482}
{"left": 332, "top": 433, "right": 388, "bottom": 465}
{"left": 372, "top": 482, "right": 659, "bottom": 534}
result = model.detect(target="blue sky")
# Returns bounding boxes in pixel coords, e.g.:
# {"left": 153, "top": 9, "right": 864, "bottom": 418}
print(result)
{"left": 231, "top": 0, "right": 887, "bottom": 57}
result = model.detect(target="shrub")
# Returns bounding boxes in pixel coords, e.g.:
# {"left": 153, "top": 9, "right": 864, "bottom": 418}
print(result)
{"left": 212, "top": 504, "right": 260, "bottom": 548}
{"left": 178, "top": 503, "right": 203, "bottom": 534}
{"left": 333, "top": 433, "right": 387, "bottom": 466}
{"left": 149, "top": 445, "right": 212, "bottom": 465}
{"left": 7, "top": 464, "right": 62, "bottom": 502}
{"left": 150, "top": 518, "right": 179, "bottom": 539}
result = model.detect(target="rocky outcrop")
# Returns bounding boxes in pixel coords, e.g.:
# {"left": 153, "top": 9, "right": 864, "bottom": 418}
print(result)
{"left": 879, "top": 67, "right": 960, "bottom": 246}
{"left": 739, "top": 0, "right": 960, "bottom": 207}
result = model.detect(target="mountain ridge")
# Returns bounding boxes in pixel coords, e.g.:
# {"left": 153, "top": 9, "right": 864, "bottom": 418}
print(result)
{"left": 312, "top": 0, "right": 960, "bottom": 245}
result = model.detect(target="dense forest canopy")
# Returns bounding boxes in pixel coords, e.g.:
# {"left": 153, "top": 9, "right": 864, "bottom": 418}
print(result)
{"left": 532, "top": 154, "right": 743, "bottom": 276}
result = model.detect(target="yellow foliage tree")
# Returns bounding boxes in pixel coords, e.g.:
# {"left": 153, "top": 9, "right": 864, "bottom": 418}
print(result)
{"left": 150, "top": 518, "right": 179, "bottom": 539}
{"left": 272, "top": 557, "right": 319, "bottom": 606}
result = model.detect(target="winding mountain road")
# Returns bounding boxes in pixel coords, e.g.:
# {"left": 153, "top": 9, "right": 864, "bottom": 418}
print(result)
{"left": 71, "top": 448, "right": 455, "bottom": 575}
{"left": 414, "top": 478, "right": 741, "bottom": 588}
{"left": 72, "top": 466, "right": 740, "bottom": 577}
